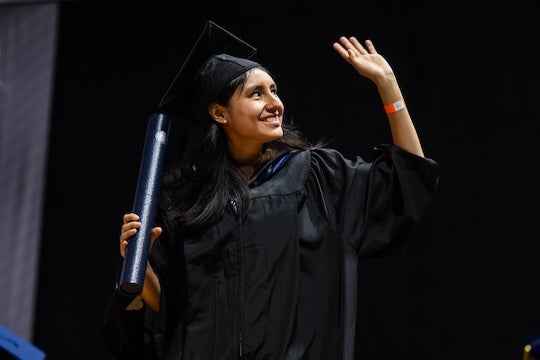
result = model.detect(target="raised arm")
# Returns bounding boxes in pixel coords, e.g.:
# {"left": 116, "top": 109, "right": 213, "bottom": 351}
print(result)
{"left": 333, "top": 36, "right": 424, "bottom": 158}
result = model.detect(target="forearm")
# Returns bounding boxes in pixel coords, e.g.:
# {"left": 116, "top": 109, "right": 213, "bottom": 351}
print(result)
{"left": 375, "top": 74, "right": 424, "bottom": 158}
{"left": 141, "top": 262, "right": 161, "bottom": 312}
{"left": 123, "top": 263, "right": 161, "bottom": 312}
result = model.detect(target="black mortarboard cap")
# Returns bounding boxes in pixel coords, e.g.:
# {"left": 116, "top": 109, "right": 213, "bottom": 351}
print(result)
{"left": 158, "top": 20, "right": 260, "bottom": 126}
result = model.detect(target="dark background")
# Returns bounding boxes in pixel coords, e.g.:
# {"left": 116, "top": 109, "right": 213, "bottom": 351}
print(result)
{"left": 34, "top": 1, "right": 540, "bottom": 359}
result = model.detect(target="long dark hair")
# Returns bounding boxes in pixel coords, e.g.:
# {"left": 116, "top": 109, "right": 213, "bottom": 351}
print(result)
{"left": 162, "top": 66, "right": 325, "bottom": 227}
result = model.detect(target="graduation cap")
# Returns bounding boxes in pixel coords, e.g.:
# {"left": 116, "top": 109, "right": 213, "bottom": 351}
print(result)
{"left": 158, "top": 20, "right": 260, "bottom": 126}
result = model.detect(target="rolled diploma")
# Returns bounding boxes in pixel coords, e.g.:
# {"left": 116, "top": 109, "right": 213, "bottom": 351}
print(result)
{"left": 119, "top": 113, "right": 170, "bottom": 295}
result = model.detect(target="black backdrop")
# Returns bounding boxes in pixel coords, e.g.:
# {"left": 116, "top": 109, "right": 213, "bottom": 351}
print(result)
{"left": 35, "top": 1, "right": 540, "bottom": 359}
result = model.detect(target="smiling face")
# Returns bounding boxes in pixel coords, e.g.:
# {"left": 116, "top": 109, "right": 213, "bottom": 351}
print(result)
{"left": 209, "top": 68, "right": 284, "bottom": 162}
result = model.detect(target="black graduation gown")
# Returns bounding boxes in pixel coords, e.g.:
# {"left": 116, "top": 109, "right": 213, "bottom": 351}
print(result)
{"left": 103, "top": 144, "right": 441, "bottom": 360}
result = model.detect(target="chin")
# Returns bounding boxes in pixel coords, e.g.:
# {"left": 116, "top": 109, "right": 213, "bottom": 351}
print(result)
{"left": 271, "top": 129, "right": 284, "bottom": 140}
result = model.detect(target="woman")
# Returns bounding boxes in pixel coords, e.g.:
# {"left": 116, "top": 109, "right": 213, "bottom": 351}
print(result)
{"left": 103, "top": 21, "right": 440, "bottom": 360}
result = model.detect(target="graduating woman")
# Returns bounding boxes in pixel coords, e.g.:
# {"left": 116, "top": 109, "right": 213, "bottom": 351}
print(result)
{"left": 103, "top": 21, "right": 441, "bottom": 360}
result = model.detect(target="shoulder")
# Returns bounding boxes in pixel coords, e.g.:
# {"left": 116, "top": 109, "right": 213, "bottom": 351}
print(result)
{"left": 307, "top": 147, "right": 370, "bottom": 175}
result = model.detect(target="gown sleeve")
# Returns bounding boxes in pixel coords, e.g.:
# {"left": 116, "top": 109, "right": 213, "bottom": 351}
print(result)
{"left": 101, "top": 262, "right": 161, "bottom": 360}
{"left": 308, "top": 144, "right": 440, "bottom": 258}
{"left": 102, "top": 191, "right": 178, "bottom": 360}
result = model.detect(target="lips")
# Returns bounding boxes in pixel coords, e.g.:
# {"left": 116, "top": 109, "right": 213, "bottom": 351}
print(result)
{"left": 260, "top": 116, "right": 281, "bottom": 124}
{"left": 260, "top": 114, "right": 281, "bottom": 122}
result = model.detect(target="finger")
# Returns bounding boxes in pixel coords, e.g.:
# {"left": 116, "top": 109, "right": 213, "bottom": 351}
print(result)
{"left": 121, "top": 213, "right": 141, "bottom": 233}
{"left": 348, "top": 37, "right": 368, "bottom": 54}
{"left": 119, "top": 235, "right": 128, "bottom": 257}
{"left": 120, "top": 221, "right": 141, "bottom": 238}
{"left": 119, "top": 225, "right": 140, "bottom": 258}
{"left": 332, "top": 41, "right": 350, "bottom": 60}
{"left": 151, "top": 227, "right": 162, "bottom": 239}
{"left": 338, "top": 36, "right": 359, "bottom": 54}
{"left": 150, "top": 227, "right": 163, "bottom": 243}
{"left": 120, "top": 226, "right": 138, "bottom": 242}
{"left": 123, "top": 213, "right": 140, "bottom": 224}
{"left": 333, "top": 36, "right": 360, "bottom": 61}
{"left": 120, "top": 240, "right": 126, "bottom": 257}
{"left": 364, "top": 39, "right": 377, "bottom": 54}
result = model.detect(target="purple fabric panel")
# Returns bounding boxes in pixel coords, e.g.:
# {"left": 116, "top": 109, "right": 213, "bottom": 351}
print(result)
{"left": 0, "top": 3, "right": 57, "bottom": 342}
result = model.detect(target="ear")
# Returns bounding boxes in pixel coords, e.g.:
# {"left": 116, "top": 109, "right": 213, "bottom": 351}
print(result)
{"left": 208, "top": 103, "right": 227, "bottom": 124}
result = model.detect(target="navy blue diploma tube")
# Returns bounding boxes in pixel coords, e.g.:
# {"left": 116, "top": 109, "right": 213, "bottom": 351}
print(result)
{"left": 119, "top": 113, "right": 171, "bottom": 295}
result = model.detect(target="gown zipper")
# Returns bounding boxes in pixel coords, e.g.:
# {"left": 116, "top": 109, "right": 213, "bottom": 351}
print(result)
{"left": 228, "top": 152, "right": 297, "bottom": 358}
{"left": 229, "top": 197, "right": 244, "bottom": 358}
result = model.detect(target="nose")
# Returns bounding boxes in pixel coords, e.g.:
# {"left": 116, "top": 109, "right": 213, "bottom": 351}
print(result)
{"left": 266, "top": 99, "right": 284, "bottom": 116}
{"left": 266, "top": 107, "right": 282, "bottom": 117}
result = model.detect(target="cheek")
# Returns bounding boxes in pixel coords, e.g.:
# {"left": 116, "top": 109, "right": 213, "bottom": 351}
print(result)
{"left": 231, "top": 103, "right": 261, "bottom": 120}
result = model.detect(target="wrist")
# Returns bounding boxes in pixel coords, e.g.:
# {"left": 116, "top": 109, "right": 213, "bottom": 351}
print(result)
{"left": 125, "top": 294, "right": 144, "bottom": 311}
{"left": 373, "top": 71, "right": 397, "bottom": 87}
{"left": 384, "top": 99, "right": 406, "bottom": 115}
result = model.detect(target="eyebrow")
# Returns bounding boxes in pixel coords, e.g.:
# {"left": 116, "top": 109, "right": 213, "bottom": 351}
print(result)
{"left": 244, "top": 81, "right": 277, "bottom": 94}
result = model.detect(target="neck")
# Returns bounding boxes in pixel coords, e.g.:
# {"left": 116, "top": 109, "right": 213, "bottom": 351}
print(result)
{"left": 227, "top": 143, "right": 265, "bottom": 165}
{"left": 231, "top": 148, "right": 277, "bottom": 181}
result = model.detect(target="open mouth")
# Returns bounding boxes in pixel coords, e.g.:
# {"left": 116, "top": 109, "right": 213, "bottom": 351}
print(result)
{"left": 260, "top": 116, "right": 280, "bottom": 123}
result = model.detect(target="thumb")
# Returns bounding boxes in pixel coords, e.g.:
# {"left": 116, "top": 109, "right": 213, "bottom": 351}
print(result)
{"left": 150, "top": 227, "right": 162, "bottom": 247}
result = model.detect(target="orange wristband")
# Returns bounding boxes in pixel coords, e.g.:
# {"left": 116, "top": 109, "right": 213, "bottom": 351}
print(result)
{"left": 384, "top": 99, "right": 405, "bottom": 114}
